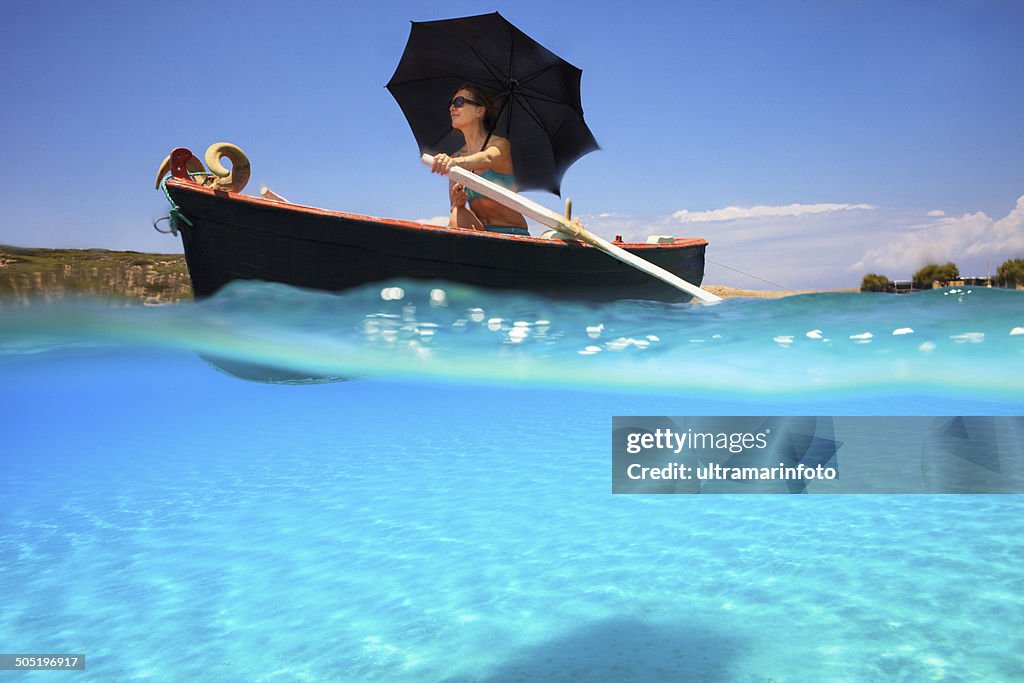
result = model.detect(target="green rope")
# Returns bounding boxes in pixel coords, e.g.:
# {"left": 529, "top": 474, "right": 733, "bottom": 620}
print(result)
{"left": 159, "top": 174, "right": 196, "bottom": 235}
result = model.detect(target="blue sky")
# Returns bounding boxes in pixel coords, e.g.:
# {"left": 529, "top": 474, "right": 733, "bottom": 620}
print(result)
{"left": 1, "top": 1, "right": 1021, "bottom": 289}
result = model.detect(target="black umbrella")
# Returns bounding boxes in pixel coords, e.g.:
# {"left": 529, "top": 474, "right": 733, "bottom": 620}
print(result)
{"left": 386, "top": 12, "right": 599, "bottom": 195}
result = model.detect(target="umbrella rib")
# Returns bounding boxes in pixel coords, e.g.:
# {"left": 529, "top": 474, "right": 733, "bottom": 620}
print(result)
{"left": 514, "top": 90, "right": 582, "bottom": 110}
{"left": 515, "top": 62, "right": 570, "bottom": 88}
{"left": 506, "top": 20, "right": 517, "bottom": 140}
{"left": 389, "top": 72, "right": 506, "bottom": 92}
{"left": 510, "top": 95, "right": 550, "bottom": 136}
{"left": 388, "top": 74, "right": 498, "bottom": 90}
{"left": 507, "top": 20, "right": 515, "bottom": 88}
{"left": 505, "top": 76, "right": 585, "bottom": 110}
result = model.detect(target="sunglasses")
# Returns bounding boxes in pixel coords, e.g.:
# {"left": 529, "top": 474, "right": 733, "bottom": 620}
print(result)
{"left": 449, "top": 96, "right": 482, "bottom": 108}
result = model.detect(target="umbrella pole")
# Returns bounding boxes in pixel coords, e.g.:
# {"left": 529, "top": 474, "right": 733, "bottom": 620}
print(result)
{"left": 421, "top": 154, "right": 722, "bottom": 304}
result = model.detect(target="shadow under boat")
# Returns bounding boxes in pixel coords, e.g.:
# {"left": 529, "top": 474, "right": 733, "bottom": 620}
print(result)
{"left": 199, "top": 354, "right": 353, "bottom": 385}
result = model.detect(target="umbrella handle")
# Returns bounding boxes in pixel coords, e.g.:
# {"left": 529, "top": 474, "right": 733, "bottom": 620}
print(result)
{"left": 419, "top": 154, "right": 722, "bottom": 304}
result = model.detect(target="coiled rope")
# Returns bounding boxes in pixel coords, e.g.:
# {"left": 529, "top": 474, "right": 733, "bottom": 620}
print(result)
{"left": 155, "top": 173, "right": 207, "bottom": 236}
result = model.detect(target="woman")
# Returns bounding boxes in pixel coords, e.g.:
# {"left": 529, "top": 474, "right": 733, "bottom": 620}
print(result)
{"left": 430, "top": 85, "right": 529, "bottom": 236}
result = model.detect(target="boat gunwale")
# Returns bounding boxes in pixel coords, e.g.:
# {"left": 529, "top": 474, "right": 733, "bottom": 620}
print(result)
{"left": 165, "top": 179, "right": 708, "bottom": 251}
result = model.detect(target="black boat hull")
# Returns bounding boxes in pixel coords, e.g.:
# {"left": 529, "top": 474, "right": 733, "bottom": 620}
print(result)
{"left": 167, "top": 180, "right": 708, "bottom": 302}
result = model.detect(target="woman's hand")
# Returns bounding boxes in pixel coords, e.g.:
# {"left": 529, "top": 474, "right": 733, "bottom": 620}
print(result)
{"left": 450, "top": 183, "right": 468, "bottom": 208}
{"left": 432, "top": 154, "right": 460, "bottom": 175}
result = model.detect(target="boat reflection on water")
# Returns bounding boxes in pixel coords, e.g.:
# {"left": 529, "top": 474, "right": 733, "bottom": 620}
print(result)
{"left": 199, "top": 354, "right": 352, "bottom": 385}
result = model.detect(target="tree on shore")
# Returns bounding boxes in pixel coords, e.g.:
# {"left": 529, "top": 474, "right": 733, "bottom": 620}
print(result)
{"left": 860, "top": 273, "right": 891, "bottom": 292}
{"left": 996, "top": 258, "right": 1024, "bottom": 288}
{"left": 913, "top": 262, "right": 959, "bottom": 289}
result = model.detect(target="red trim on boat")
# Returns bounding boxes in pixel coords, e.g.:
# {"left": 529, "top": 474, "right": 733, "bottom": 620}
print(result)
{"left": 165, "top": 179, "right": 708, "bottom": 249}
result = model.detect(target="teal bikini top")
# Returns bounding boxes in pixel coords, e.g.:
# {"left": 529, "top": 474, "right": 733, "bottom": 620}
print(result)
{"left": 465, "top": 168, "right": 516, "bottom": 202}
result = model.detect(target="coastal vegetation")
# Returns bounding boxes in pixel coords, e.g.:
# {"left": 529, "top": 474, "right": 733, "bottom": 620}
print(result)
{"left": 912, "top": 262, "right": 959, "bottom": 290}
{"left": 859, "top": 273, "right": 891, "bottom": 292}
{"left": 860, "top": 258, "right": 1023, "bottom": 292}
{"left": 996, "top": 258, "right": 1024, "bottom": 288}
{"left": 0, "top": 246, "right": 191, "bottom": 305}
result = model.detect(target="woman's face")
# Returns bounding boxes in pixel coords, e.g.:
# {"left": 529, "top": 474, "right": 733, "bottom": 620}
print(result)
{"left": 449, "top": 89, "right": 484, "bottom": 130}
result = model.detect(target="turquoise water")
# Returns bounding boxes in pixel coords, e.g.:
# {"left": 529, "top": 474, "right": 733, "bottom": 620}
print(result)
{"left": 2, "top": 283, "right": 1023, "bottom": 680}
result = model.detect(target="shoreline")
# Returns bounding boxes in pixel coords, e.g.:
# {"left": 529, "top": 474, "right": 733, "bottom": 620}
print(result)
{"left": 1, "top": 245, "right": 844, "bottom": 303}
{"left": 703, "top": 285, "right": 853, "bottom": 299}
{"left": 0, "top": 245, "right": 191, "bottom": 304}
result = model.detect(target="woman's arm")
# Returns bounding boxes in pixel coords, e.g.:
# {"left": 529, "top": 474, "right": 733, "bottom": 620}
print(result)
{"left": 453, "top": 141, "right": 504, "bottom": 170}
{"left": 432, "top": 138, "right": 513, "bottom": 174}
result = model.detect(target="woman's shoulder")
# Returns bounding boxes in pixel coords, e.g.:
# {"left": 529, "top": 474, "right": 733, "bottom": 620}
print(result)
{"left": 486, "top": 136, "right": 515, "bottom": 174}
{"left": 487, "top": 135, "right": 512, "bottom": 149}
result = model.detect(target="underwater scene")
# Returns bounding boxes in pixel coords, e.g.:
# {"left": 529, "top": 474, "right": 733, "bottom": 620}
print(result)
{"left": 2, "top": 282, "right": 1022, "bottom": 681}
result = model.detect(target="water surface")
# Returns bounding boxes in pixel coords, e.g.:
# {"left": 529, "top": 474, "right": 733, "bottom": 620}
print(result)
{"left": 1, "top": 283, "right": 1021, "bottom": 680}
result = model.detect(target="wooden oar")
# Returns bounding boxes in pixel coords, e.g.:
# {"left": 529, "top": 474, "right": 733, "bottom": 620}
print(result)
{"left": 421, "top": 154, "right": 722, "bottom": 304}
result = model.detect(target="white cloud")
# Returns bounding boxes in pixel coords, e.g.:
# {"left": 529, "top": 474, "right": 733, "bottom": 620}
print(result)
{"left": 575, "top": 193, "right": 1024, "bottom": 290}
{"left": 580, "top": 206, "right": 882, "bottom": 290}
{"left": 851, "top": 195, "right": 1024, "bottom": 277}
{"left": 927, "top": 210, "right": 946, "bottom": 217}
{"left": 414, "top": 215, "right": 449, "bottom": 226}
{"left": 672, "top": 202, "right": 874, "bottom": 223}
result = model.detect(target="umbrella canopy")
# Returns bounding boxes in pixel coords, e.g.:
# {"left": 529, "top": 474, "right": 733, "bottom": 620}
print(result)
{"left": 386, "top": 12, "right": 599, "bottom": 195}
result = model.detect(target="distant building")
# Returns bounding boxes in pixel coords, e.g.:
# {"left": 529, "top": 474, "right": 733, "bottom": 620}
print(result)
{"left": 883, "top": 276, "right": 1006, "bottom": 294}
{"left": 933, "top": 277, "right": 993, "bottom": 288}
{"left": 887, "top": 280, "right": 917, "bottom": 294}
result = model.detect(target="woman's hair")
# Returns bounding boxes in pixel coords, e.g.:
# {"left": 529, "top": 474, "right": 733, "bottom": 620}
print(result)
{"left": 455, "top": 83, "right": 497, "bottom": 132}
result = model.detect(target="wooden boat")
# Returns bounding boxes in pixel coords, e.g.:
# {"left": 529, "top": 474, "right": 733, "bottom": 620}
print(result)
{"left": 158, "top": 146, "right": 709, "bottom": 303}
